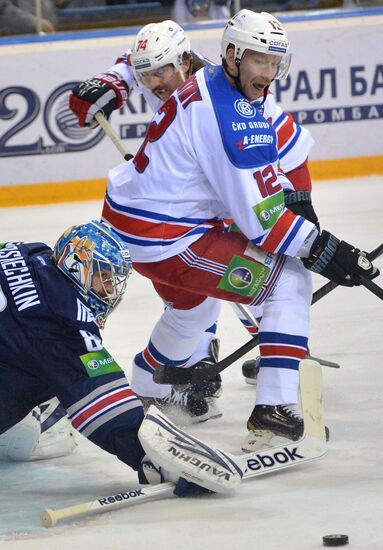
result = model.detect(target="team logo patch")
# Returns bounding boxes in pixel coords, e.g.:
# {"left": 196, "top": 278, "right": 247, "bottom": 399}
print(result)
{"left": 87, "top": 359, "right": 100, "bottom": 370}
{"left": 234, "top": 99, "right": 256, "bottom": 119}
{"left": 259, "top": 210, "right": 271, "bottom": 222}
{"left": 80, "top": 349, "right": 122, "bottom": 378}
{"left": 218, "top": 256, "right": 271, "bottom": 298}
{"left": 253, "top": 191, "right": 285, "bottom": 230}
{"left": 228, "top": 267, "right": 253, "bottom": 289}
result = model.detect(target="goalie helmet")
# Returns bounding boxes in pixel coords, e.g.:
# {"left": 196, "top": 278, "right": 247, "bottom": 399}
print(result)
{"left": 52, "top": 220, "right": 132, "bottom": 327}
{"left": 221, "top": 10, "right": 292, "bottom": 80}
{"left": 130, "top": 20, "right": 191, "bottom": 74}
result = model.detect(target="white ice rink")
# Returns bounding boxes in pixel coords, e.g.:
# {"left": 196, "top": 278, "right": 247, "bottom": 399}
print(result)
{"left": 1, "top": 176, "right": 382, "bottom": 549}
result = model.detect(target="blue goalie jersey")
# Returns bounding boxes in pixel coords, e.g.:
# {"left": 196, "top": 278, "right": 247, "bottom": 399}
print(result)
{"left": 0, "top": 242, "right": 144, "bottom": 470}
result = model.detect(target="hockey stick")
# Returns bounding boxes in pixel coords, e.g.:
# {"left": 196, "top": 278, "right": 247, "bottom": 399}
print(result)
{"left": 153, "top": 242, "right": 383, "bottom": 385}
{"left": 95, "top": 110, "right": 382, "bottom": 305}
{"left": 94, "top": 112, "right": 133, "bottom": 161}
{"left": 359, "top": 275, "right": 383, "bottom": 301}
{"left": 41, "top": 360, "right": 325, "bottom": 527}
{"left": 96, "top": 113, "right": 381, "bottom": 378}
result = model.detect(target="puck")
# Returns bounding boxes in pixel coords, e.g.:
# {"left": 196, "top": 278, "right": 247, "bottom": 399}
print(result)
{"left": 323, "top": 534, "right": 349, "bottom": 546}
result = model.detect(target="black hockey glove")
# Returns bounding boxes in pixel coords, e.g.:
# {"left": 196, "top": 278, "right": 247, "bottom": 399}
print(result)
{"left": 303, "top": 230, "right": 380, "bottom": 286}
{"left": 69, "top": 73, "right": 129, "bottom": 127}
{"left": 284, "top": 190, "right": 319, "bottom": 229}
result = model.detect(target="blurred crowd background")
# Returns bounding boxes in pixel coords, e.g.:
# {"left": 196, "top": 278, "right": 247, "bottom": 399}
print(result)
{"left": 1, "top": 0, "right": 382, "bottom": 38}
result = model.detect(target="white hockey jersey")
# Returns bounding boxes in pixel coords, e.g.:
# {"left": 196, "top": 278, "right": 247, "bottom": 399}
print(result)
{"left": 102, "top": 66, "right": 315, "bottom": 263}
{"left": 109, "top": 53, "right": 314, "bottom": 174}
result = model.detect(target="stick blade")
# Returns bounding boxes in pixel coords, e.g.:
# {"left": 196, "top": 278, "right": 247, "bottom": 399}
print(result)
{"left": 153, "top": 365, "right": 207, "bottom": 384}
{"left": 299, "top": 359, "right": 327, "bottom": 442}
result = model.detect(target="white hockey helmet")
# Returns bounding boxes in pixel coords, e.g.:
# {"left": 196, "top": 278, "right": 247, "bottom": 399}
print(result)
{"left": 130, "top": 20, "right": 191, "bottom": 74}
{"left": 221, "top": 10, "right": 291, "bottom": 80}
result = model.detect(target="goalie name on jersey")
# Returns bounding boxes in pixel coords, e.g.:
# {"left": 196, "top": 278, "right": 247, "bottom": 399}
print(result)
{"left": 0, "top": 243, "right": 41, "bottom": 312}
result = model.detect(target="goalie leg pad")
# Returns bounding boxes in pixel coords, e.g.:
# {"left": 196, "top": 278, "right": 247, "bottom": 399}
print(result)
{"left": 0, "top": 410, "right": 41, "bottom": 461}
{"left": 138, "top": 405, "right": 243, "bottom": 495}
{"left": 31, "top": 398, "right": 77, "bottom": 460}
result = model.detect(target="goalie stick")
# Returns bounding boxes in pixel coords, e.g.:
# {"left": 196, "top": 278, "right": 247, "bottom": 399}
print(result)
{"left": 153, "top": 242, "right": 383, "bottom": 385}
{"left": 41, "top": 360, "right": 326, "bottom": 528}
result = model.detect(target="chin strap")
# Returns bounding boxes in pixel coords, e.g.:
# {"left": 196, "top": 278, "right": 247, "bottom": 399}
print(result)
{"left": 256, "top": 84, "right": 269, "bottom": 108}
{"left": 222, "top": 58, "right": 245, "bottom": 96}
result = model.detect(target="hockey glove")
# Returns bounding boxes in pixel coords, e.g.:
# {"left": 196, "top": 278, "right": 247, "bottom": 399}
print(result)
{"left": 69, "top": 73, "right": 129, "bottom": 127}
{"left": 284, "top": 190, "right": 319, "bottom": 229}
{"left": 303, "top": 230, "right": 380, "bottom": 286}
{"left": 138, "top": 459, "right": 212, "bottom": 497}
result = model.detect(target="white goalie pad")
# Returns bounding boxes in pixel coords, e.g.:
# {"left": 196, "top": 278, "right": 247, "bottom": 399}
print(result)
{"left": 0, "top": 398, "right": 77, "bottom": 462}
{"left": 138, "top": 405, "right": 243, "bottom": 495}
{"left": 0, "top": 410, "right": 41, "bottom": 461}
{"left": 31, "top": 398, "right": 77, "bottom": 460}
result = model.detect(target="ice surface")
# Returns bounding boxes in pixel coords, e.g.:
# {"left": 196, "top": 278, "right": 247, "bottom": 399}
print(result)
{"left": 0, "top": 177, "right": 382, "bottom": 549}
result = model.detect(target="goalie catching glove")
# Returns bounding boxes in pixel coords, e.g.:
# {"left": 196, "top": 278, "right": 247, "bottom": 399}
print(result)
{"left": 304, "top": 230, "right": 380, "bottom": 286}
{"left": 69, "top": 73, "right": 129, "bottom": 127}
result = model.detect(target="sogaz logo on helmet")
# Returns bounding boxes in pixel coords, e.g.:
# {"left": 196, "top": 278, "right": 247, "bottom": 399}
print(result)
{"left": 268, "top": 40, "right": 288, "bottom": 53}
{"left": 234, "top": 99, "right": 256, "bottom": 119}
{"left": 228, "top": 267, "right": 253, "bottom": 289}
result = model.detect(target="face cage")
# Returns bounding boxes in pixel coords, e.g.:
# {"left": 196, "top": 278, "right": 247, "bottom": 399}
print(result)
{"left": 88, "top": 259, "right": 131, "bottom": 328}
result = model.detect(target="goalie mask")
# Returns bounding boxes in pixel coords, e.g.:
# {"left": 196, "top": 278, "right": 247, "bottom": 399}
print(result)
{"left": 221, "top": 10, "right": 291, "bottom": 80}
{"left": 52, "top": 220, "right": 132, "bottom": 328}
{"left": 130, "top": 20, "right": 191, "bottom": 78}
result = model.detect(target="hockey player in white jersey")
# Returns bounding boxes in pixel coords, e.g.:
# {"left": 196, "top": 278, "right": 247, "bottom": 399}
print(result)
{"left": 69, "top": 16, "right": 318, "bottom": 422}
{"left": 99, "top": 9, "right": 379, "bottom": 451}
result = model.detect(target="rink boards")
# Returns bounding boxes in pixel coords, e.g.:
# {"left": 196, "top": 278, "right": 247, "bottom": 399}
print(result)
{"left": 0, "top": 8, "right": 382, "bottom": 205}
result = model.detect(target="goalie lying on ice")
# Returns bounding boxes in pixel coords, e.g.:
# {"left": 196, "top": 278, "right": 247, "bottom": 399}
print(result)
{"left": 0, "top": 221, "right": 241, "bottom": 497}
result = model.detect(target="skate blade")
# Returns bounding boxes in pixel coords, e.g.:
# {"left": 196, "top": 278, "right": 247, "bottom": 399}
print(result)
{"left": 241, "top": 430, "right": 290, "bottom": 452}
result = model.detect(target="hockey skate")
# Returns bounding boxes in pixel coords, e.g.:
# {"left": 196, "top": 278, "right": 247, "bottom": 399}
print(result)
{"left": 187, "top": 337, "right": 223, "bottom": 420}
{"left": 140, "top": 338, "right": 222, "bottom": 423}
{"left": 243, "top": 402, "right": 330, "bottom": 451}
{"left": 140, "top": 375, "right": 222, "bottom": 424}
{"left": 242, "top": 357, "right": 260, "bottom": 385}
{"left": 242, "top": 404, "right": 304, "bottom": 452}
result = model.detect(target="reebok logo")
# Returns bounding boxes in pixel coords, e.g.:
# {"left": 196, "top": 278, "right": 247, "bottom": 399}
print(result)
{"left": 98, "top": 489, "right": 144, "bottom": 506}
{"left": 246, "top": 447, "right": 304, "bottom": 472}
